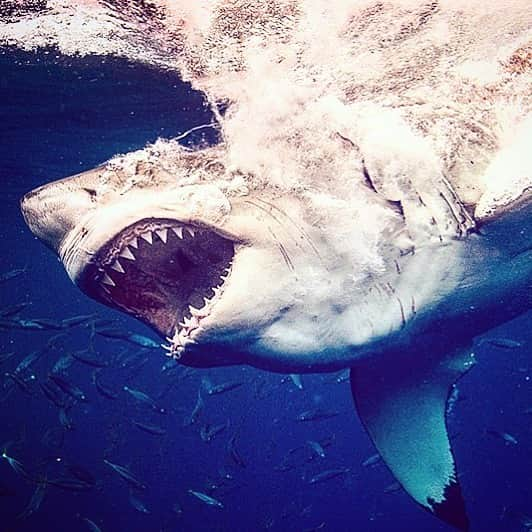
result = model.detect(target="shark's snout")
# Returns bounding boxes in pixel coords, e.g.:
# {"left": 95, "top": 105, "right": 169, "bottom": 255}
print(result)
{"left": 21, "top": 170, "right": 101, "bottom": 253}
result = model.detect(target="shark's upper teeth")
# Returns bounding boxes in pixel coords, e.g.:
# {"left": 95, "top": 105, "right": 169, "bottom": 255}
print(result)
{"left": 111, "top": 260, "right": 125, "bottom": 273}
{"left": 140, "top": 231, "right": 153, "bottom": 245}
{"left": 186, "top": 227, "right": 195, "bottom": 237}
{"left": 129, "top": 237, "right": 138, "bottom": 249}
{"left": 119, "top": 246, "right": 136, "bottom": 261}
{"left": 172, "top": 226, "right": 183, "bottom": 239}
{"left": 102, "top": 273, "right": 115, "bottom": 286}
{"left": 156, "top": 228, "right": 168, "bottom": 243}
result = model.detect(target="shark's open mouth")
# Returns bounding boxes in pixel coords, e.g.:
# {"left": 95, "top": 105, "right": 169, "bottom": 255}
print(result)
{"left": 80, "top": 218, "right": 234, "bottom": 356}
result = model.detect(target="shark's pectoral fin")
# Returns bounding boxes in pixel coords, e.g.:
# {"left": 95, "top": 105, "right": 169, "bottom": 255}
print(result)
{"left": 350, "top": 347, "right": 476, "bottom": 531}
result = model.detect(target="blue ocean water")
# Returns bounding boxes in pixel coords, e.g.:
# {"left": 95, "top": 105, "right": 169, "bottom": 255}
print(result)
{"left": 0, "top": 48, "right": 530, "bottom": 532}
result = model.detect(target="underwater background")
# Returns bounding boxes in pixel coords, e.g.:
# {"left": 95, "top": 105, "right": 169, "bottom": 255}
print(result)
{"left": 0, "top": 48, "right": 530, "bottom": 532}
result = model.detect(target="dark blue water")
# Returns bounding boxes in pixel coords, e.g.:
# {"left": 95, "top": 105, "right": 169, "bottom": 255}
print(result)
{"left": 0, "top": 48, "right": 530, "bottom": 532}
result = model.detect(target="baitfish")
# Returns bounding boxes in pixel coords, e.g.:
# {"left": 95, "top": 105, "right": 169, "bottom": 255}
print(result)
{"left": 61, "top": 314, "right": 98, "bottom": 328}
{"left": 308, "top": 468, "right": 350, "bottom": 485}
{"left": 123, "top": 386, "right": 166, "bottom": 413}
{"left": 129, "top": 492, "right": 150, "bottom": 513}
{"left": 46, "top": 332, "right": 69, "bottom": 349}
{"left": 183, "top": 389, "right": 204, "bottom": 426}
{"left": 227, "top": 434, "right": 246, "bottom": 468}
{"left": 306, "top": 440, "right": 325, "bottom": 458}
{"left": 59, "top": 407, "right": 74, "bottom": 431}
{"left": 82, "top": 517, "right": 102, "bottom": 532}
{"left": 103, "top": 459, "right": 146, "bottom": 490}
{"left": 51, "top": 354, "right": 74, "bottom": 374}
{"left": 126, "top": 333, "right": 160, "bottom": 348}
{"left": 0, "top": 302, "right": 31, "bottom": 317}
{"left": 14, "top": 350, "right": 43, "bottom": 374}
{"left": 384, "top": 481, "right": 403, "bottom": 494}
{"left": 206, "top": 381, "right": 244, "bottom": 395}
{"left": 39, "top": 381, "right": 66, "bottom": 408}
{"left": 71, "top": 349, "right": 109, "bottom": 368}
{"left": 0, "top": 266, "right": 27, "bottom": 283}
{"left": 93, "top": 372, "right": 118, "bottom": 400}
{"left": 297, "top": 409, "right": 341, "bottom": 422}
{"left": 362, "top": 453, "right": 382, "bottom": 468}
{"left": 1, "top": 450, "right": 29, "bottom": 479}
{"left": 5, "top": 372, "right": 35, "bottom": 395}
{"left": 94, "top": 327, "right": 130, "bottom": 339}
{"left": 0, "top": 318, "right": 44, "bottom": 330}
{"left": 48, "top": 374, "right": 87, "bottom": 402}
{"left": 486, "top": 429, "right": 518, "bottom": 445}
{"left": 67, "top": 464, "right": 96, "bottom": 487}
{"left": 334, "top": 369, "right": 350, "bottom": 383}
{"left": 188, "top": 489, "right": 224, "bottom": 509}
{"left": 47, "top": 477, "right": 94, "bottom": 491}
{"left": 132, "top": 420, "right": 166, "bottom": 436}
{"left": 481, "top": 338, "right": 523, "bottom": 349}
{"left": 289, "top": 374, "right": 303, "bottom": 390}
{"left": 28, "top": 318, "right": 64, "bottom": 330}
{"left": 18, "top": 481, "right": 47, "bottom": 520}
{"left": 95, "top": 327, "right": 159, "bottom": 348}
{"left": 200, "top": 422, "right": 228, "bottom": 442}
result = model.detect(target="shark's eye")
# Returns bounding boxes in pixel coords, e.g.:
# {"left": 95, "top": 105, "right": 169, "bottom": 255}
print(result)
{"left": 82, "top": 187, "right": 97, "bottom": 200}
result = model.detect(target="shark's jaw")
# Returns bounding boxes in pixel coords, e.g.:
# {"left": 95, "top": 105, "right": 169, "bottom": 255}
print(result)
{"left": 78, "top": 217, "right": 235, "bottom": 356}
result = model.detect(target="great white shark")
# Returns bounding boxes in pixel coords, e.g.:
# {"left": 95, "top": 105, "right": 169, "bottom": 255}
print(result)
{"left": 10, "top": 1, "right": 531, "bottom": 530}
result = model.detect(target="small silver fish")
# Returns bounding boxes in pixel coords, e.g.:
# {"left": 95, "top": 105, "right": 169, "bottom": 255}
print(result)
{"left": 188, "top": 489, "right": 224, "bottom": 508}
{"left": 306, "top": 440, "right": 325, "bottom": 458}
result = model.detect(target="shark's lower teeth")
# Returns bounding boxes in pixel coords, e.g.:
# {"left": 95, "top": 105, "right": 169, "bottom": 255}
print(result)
{"left": 83, "top": 218, "right": 234, "bottom": 351}
{"left": 165, "top": 262, "right": 233, "bottom": 359}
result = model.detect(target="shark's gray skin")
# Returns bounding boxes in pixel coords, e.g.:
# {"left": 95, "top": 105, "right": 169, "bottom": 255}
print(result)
{"left": 13, "top": 2, "right": 532, "bottom": 531}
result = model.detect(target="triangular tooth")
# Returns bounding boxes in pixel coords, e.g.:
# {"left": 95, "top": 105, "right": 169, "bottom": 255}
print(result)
{"left": 156, "top": 228, "right": 168, "bottom": 244}
{"left": 102, "top": 273, "right": 116, "bottom": 287}
{"left": 189, "top": 305, "right": 208, "bottom": 317}
{"left": 111, "top": 260, "right": 125, "bottom": 273}
{"left": 141, "top": 231, "right": 153, "bottom": 244}
{"left": 119, "top": 247, "right": 136, "bottom": 261}
{"left": 186, "top": 227, "right": 195, "bottom": 237}
{"left": 183, "top": 316, "right": 199, "bottom": 328}
{"left": 172, "top": 226, "right": 183, "bottom": 239}
{"left": 129, "top": 237, "right": 138, "bottom": 249}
